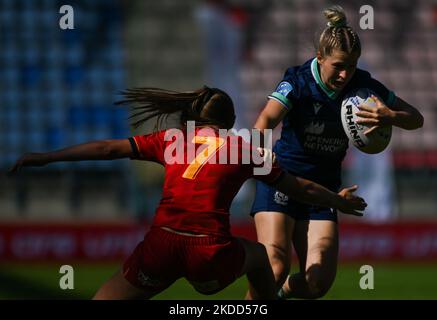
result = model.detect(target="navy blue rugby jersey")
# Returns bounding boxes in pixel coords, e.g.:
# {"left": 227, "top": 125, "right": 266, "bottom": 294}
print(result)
{"left": 269, "top": 58, "right": 396, "bottom": 190}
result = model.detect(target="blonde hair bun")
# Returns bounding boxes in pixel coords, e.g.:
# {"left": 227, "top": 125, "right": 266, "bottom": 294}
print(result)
{"left": 324, "top": 5, "right": 348, "bottom": 28}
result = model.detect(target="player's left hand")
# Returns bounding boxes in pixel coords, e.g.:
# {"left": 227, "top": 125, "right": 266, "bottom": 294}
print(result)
{"left": 8, "top": 153, "right": 49, "bottom": 174}
{"left": 337, "top": 185, "right": 367, "bottom": 216}
{"left": 355, "top": 95, "right": 394, "bottom": 135}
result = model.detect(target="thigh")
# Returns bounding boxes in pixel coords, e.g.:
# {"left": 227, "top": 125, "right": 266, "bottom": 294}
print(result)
{"left": 93, "top": 269, "right": 165, "bottom": 300}
{"left": 254, "top": 211, "right": 295, "bottom": 260}
{"left": 123, "top": 229, "right": 182, "bottom": 294}
{"left": 293, "top": 220, "right": 338, "bottom": 281}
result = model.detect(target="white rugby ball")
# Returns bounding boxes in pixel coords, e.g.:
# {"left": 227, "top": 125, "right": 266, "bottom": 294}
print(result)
{"left": 341, "top": 88, "right": 392, "bottom": 154}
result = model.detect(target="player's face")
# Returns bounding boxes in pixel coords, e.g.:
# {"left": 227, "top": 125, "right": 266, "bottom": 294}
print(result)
{"left": 317, "top": 49, "right": 360, "bottom": 91}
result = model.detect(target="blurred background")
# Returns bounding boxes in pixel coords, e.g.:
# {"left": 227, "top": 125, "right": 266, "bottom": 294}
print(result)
{"left": 1, "top": 0, "right": 436, "bottom": 299}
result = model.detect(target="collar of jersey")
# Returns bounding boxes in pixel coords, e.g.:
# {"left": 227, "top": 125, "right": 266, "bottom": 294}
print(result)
{"left": 311, "top": 58, "right": 340, "bottom": 100}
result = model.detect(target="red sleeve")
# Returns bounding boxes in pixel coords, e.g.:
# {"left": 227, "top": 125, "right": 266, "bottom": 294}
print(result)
{"left": 129, "top": 131, "right": 166, "bottom": 164}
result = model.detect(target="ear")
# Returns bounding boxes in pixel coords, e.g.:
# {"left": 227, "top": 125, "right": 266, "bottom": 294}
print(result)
{"left": 316, "top": 51, "right": 323, "bottom": 64}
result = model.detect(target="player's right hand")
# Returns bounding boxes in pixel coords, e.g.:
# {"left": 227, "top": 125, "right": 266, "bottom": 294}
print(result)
{"left": 256, "top": 147, "right": 277, "bottom": 165}
{"left": 8, "top": 153, "right": 49, "bottom": 174}
{"left": 337, "top": 185, "right": 367, "bottom": 216}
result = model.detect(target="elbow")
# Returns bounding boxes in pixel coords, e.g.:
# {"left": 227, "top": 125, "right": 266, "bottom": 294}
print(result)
{"left": 402, "top": 113, "right": 424, "bottom": 130}
{"left": 417, "top": 113, "right": 424, "bottom": 129}
{"left": 411, "top": 110, "right": 424, "bottom": 129}
{"left": 409, "top": 113, "right": 424, "bottom": 130}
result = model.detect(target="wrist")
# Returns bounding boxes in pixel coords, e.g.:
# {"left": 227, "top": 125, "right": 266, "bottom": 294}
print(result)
{"left": 386, "top": 109, "right": 398, "bottom": 126}
{"left": 332, "top": 194, "right": 344, "bottom": 210}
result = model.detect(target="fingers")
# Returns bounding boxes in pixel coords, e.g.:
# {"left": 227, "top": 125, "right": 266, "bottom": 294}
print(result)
{"left": 371, "top": 95, "right": 384, "bottom": 106}
{"left": 346, "top": 184, "right": 358, "bottom": 192}
{"left": 339, "top": 208, "right": 364, "bottom": 217}
{"left": 349, "top": 210, "right": 364, "bottom": 217}
{"left": 352, "top": 195, "right": 365, "bottom": 203}
{"left": 9, "top": 161, "right": 21, "bottom": 172}
{"left": 339, "top": 185, "right": 367, "bottom": 216}
{"left": 355, "top": 111, "right": 376, "bottom": 120}
{"left": 7, "top": 163, "right": 21, "bottom": 176}
{"left": 8, "top": 155, "right": 28, "bottom": 174}
{"left": 356, "top": 107, "right": 380, "bottom": 127}
{"left": 257, "top": 147, "right": 274, "bottom": 165}
{"left": 357, "top": 105, "right": 375, "bottom": 113}
{"left": 350, "top": 201, "right": 366, "bottom": 211}
{"left": 364, "top": 125, "right": 378, "bottom": 136}
{"left": 356, "top": 117, "right": 378, "bottom": 126}
{"left": 355, "top": 200, "right": 367, "bottom": 211}
{"left": 8, "top": 166, "right": 16, "bottom": 175}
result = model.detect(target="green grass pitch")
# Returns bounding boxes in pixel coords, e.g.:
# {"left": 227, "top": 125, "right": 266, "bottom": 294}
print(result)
{"left": 0, "top": 262, "right": 436, "bottom": 299}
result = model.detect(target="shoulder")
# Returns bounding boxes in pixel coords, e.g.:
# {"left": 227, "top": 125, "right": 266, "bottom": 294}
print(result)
{"left": 138, "top": 129, "right": 168, "bottom": 138}
{"left": 353, "top": 68, "right": 372, "bottom": 82}
{"left": 348, "top": 68, "right": 395, "bottom": 105}
{"left": 277, "top": 60, "right": 312, "bottom": 94}
{"left": 350, "top": 68, "right": 388, "bottom": 91}
{"left": 133, "top": 130, "right": 175, "bottom": 153}
{"left": 132, "top": 130, "right": 164, "bottom": 142}
{"left": 352, "top": 68, "right": 390, "bottom": 90}
{"left": 283, "top": 59, "right": 313, "bottom": 82}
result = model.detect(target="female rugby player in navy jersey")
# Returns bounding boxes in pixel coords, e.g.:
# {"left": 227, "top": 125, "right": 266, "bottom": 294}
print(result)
{"left": 249, "top": 6, "right": 424, "bottom": 299}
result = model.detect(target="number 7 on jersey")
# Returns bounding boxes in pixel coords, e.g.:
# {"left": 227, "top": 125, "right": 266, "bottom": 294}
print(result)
{"left": 182, "top": 136, "right": 225, "bottom": 180}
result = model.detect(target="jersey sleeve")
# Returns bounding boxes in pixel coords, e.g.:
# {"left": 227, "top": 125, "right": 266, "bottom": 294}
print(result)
{"left": 268, "top": 67, "right": 300, "bottom": 110}
{"left": 359, "top": 70, "right": 396, "bottom": 107}
{"left": 129, "top": 131, "right": 166, "bottom": 164}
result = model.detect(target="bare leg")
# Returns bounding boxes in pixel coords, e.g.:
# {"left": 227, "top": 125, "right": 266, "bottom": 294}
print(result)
{"left": 245, "top": 212, "right": 295, "bottom": 299}
{"left": 282, "top": 220, "right": 338, "bottom": 299}
{"left": 237, "top": 238, "right": 276, "bottom": 300}
{"left": 93, "top": 269, "right": 165, "bottom": 300}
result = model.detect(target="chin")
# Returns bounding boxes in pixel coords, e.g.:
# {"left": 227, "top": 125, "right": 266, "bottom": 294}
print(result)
{"left": 329, "top": 84, "right": 342, "bottom": 91}
{"left": 333, "top": 83, "right": 346, "bottom": 91}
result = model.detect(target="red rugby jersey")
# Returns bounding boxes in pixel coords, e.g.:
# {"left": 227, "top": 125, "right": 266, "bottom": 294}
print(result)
{"left": 129, "top": 127, "right": 283, "bottom": 237}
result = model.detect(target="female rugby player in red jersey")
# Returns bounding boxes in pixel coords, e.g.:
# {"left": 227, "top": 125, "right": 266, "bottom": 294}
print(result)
{"left": 10, "top": 86, "right": 366, "bottom": 299}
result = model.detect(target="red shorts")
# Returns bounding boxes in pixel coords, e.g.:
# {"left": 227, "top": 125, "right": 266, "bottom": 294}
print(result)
{"left": 123, "top": 227, "right": 245, "bottom": 294}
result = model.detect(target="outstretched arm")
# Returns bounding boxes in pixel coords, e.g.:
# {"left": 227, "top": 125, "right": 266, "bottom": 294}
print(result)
{"left": 272, "top": 173, "right": 367, "bottom": 216}
{"left": 9, "top": 139, "right": 133, "bottom": 173}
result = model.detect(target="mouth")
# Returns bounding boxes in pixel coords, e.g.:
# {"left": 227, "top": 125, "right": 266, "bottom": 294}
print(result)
{"left": 333, "top": 80, "right": 345, "bottom": 87}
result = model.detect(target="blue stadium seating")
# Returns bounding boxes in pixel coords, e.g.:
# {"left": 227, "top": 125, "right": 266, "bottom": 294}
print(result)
{"left": 0, "top": 0, "right": 127, "bottom": 170}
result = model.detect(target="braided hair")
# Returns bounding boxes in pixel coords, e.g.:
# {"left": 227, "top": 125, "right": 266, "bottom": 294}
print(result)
{"left": 317, "top": 5, "right": 361, "bottom": 57}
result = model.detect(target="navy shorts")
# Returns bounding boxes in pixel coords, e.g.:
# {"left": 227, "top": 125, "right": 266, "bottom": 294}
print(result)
{"left": 251, "top": 180, "right": 338, "bottom": 222}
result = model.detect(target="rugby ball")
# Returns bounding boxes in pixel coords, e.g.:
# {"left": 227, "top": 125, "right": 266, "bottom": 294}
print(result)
{"left": 341, "top": 88, "right": 392, "bottom": 154}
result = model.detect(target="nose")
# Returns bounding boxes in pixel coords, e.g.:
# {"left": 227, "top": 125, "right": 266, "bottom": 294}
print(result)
{"left": 338, "top": 69, "right": 348, "bottom": 80}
